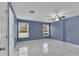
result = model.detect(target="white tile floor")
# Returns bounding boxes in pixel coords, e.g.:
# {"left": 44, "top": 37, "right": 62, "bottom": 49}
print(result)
{"left": 11, "top": 39, "right": 79, "bottom": 56}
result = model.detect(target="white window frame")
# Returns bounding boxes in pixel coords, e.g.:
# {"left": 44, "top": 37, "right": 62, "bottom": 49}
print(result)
{"left": 43, "top": 24, "right": 49, "bottom": 36}
{"left": 18, "top": 22, "right": 29, "bottom": 38}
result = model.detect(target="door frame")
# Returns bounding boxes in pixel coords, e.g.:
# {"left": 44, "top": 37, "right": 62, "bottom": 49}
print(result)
{"left": 8, "top": 2, "right": 17, "bottom": 56}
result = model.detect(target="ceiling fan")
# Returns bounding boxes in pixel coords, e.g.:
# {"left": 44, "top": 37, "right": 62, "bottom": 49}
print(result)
{"left": 43, "top": 9, "right": 65, "bottom": 21}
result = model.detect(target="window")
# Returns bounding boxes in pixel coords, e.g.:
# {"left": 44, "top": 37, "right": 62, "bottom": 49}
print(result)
{"left": 18, "top": 22, "right": 29, "bottom": 38}
{"left": 43, "top": 24, "right": 49, "bottom": 36}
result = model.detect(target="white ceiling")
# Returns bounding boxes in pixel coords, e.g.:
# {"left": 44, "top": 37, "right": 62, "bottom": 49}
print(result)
{"left": 12, "top": 2, "right": 79, "bottom": 23}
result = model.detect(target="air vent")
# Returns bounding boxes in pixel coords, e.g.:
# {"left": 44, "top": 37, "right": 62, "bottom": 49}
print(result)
{"left": 29, "top": 10, "right": 35, "bottom": 13}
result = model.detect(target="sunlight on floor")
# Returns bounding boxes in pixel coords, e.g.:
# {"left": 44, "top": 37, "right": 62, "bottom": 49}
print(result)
{"left": 43, "top": 43, "right": 48, "bottom": 54}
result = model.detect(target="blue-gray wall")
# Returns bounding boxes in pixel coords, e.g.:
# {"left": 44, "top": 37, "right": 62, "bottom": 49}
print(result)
{"left": 17, "top": 19, "right": 50, "bottom": 41}
{"left": 16, "top": 15, "right": 79, "bottom": 45}
{"left": 50, "top": 16, "right": 79, "bottom": 45}
{"left": 50, "top": 20, "right": 64, "bottom": 41}
{"left": 65, "top": 16, "right": 79, "bottom": 45}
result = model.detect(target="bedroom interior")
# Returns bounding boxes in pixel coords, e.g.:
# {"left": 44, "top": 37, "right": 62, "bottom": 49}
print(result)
{"left": 0, "top": 2, "right": 79, "bottom": 56}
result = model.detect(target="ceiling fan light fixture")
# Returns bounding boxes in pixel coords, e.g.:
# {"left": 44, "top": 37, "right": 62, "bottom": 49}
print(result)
{"left": 55, "top": 15, "right": 59, "bottom": 19}
{"left": 56, "top": 18, "right": 59, "bottom": 21}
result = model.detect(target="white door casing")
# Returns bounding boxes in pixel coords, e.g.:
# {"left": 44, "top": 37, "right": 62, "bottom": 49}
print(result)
{"left": 9, "top": 4, "right": 15, "bottom": 56}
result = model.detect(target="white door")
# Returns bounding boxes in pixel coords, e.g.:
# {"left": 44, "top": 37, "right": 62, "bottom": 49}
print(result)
{"left": 0, "top": 2, "right": 8, "bottom": 56}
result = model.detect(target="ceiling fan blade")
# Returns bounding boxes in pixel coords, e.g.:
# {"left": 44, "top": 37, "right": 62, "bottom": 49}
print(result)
{"left": 60, "top": 16, "right": 65, "bottom": 18}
